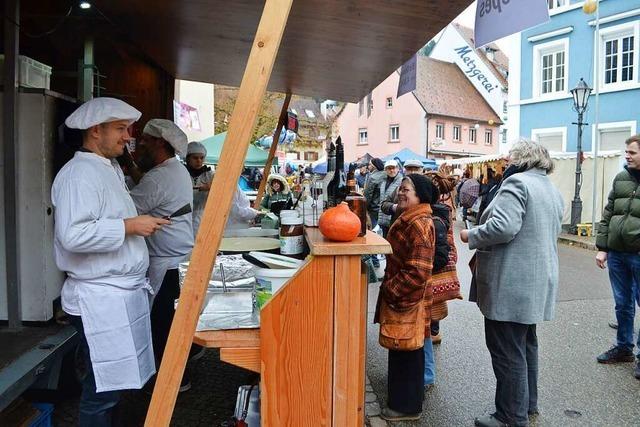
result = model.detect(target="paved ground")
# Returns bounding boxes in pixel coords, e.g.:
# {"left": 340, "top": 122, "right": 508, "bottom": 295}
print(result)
{"left": 50, "top": 224, "right": 640, "bottom": 426}
{"left": 53, "top": 349, "right": 256, "bottom": 426}
{"left": 366, "top": 224, "right": 640, "bottom": 426}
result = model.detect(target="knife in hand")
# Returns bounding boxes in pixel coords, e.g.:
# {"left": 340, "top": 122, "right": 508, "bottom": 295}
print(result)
{"left": 163, "top": 203, "right": 192, "bottom": 220}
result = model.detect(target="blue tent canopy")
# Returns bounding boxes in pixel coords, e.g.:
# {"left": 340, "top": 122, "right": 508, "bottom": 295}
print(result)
{"left": 382, "top": 148, "right": 437, "bottom": 169}
{"left": 312, "top": 162, "right": 328, "bottom": 174}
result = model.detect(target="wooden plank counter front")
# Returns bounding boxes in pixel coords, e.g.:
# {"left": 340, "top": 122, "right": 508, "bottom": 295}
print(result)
{"left": 193, "top": 230, "right": 391, "bottom": 426}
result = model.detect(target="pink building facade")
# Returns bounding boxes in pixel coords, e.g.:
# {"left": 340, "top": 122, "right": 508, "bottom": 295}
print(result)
{"left": 337, "top": 57, "right": 501, "bottom": 162}
{"left": 427, "top": 115, "right": 500, "bottom": 159}
{"left": 337, "top": 71, "right": 426, "bottom": 162}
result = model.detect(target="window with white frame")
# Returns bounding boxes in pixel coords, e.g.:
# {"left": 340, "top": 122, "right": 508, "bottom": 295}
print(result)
{"left": 595, "top": 122, "right": 636, "bottom": 152}
{"left": 532, "top": 128, "right": 565, "bottom": 153}
{"left": 542, "top": 50, "right": 565, "bottom": 93}
{"left": 453, "top": 125, "right": 461, "bottom": 141}
{"left": 533, "top": 38, "right": 569, "bottom": 98}
{"left": 600, "top": 22, "right": 638, "bottom": 89}
{"left": 358, "top": 128, "right": 368, "bottom": 145}
{"left": 469, "top": 128, "right": 477, "bottom": 144}
{"left": 386, "top": 97, "right": 393, "bottom": 108}
{"left": 435, "top": 123, "right": 444, "bottom": 139}
{"left": 389, "top": 125, "right": 400, "bottom": 142}
{"left": 548, "top": 0, "right": 568, "bottom": 9}
{"left": 484, "top": 130, "right": 493, "bottom": 145}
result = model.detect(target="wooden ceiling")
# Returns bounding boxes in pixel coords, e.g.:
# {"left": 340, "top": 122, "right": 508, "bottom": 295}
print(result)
{"left": 88, "top": 0, "right": 472, "bottom": 102}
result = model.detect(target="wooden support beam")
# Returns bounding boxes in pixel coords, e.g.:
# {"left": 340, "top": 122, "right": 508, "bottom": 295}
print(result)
{"left": 193, "top": 328, "right": 260, "bottom": 349}
{"left": 220, "top": 347, "right": 261, "bottom": 373}
{"left": 254, "top": 92, "right": 292, "bottom": 208}
{"left": 145, "top": 0, "right": 293, "bottom": 424}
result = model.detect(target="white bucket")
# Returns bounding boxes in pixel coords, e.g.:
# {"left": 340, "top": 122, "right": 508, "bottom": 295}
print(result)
{"left": 254, "top": 266, "right": 300, "bottom": 308}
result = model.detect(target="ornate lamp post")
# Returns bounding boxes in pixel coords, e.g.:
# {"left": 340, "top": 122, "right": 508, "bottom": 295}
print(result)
{"left": 569, "top": 78, "right": 593, "bottom": 234}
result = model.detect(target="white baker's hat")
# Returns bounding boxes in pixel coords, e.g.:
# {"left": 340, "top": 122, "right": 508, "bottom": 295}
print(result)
{"left": 404, "top": 159, "right": 423, "bottom": 169}
{"left": 384, "top": 159, "right": 399, "bottom": 169}
{"left": 65, "top": 97, "right": 141, "bottom": 129}
{"left": 143, "top": 119, "right": 188, "bottom": 157}
{"left": 187, "top": 141, "right": 207, "bottom": 157}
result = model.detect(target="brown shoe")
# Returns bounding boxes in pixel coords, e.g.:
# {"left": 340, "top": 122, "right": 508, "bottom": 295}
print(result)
{"left": 431, "top": 332, "right": 442, "bottom": 345}
{"left": 380, "top": 406, "right": 421, "bottom": 421}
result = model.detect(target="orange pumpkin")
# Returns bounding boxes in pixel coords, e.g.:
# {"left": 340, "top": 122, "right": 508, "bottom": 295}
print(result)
{"left": 318, "top": 202, "right": 361, "bottom": 242}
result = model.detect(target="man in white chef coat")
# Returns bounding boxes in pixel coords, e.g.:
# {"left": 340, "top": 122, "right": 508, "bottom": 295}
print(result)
{"left": 127, "top": 119, "right": 196, "bottom": 391}
{"left": 52, "top": 97, "right": 169, "bottom": 425}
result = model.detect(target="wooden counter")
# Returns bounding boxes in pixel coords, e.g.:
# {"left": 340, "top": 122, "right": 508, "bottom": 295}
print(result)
{"left": 193, "top": 229, "right": 391, "bottom": 426}
{"left": 305, "top": 228, "right": 393, "bottom": 256}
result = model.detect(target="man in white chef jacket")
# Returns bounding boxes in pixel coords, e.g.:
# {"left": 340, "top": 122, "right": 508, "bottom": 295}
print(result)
{"left": 52, "top": 97, "right": 169, "bottom": 425}
{"left": 127, "top": 119, "right": 196, "bottom": 391}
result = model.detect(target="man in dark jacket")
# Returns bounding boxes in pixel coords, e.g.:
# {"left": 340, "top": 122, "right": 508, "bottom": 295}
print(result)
{"left": 595, "top": 135, "right": 640, "bottom": 379}
{"left": 364, "top": 158, "right": 386, "bottom": 227}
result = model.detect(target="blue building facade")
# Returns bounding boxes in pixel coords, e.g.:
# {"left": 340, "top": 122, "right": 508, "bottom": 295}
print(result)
{"left": 512, "top": 0, "right": 640, "bottom": 153}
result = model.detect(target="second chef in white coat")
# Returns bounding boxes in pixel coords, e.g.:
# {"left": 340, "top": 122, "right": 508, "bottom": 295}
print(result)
{"left": 128, "top": 119, "right": 196, "bottom": 391}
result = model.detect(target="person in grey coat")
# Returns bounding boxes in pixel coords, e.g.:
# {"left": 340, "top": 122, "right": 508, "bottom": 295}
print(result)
{"left": 363, "top": 157, "right": 386, "bottom": 227}
{"left": 460, "top": 139, "right": 563, "bottom": 427}
{"left": 377, "top": 160, "right": 403, "bottom": 237}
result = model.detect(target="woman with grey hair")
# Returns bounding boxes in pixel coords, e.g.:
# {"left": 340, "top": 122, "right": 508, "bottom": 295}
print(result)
{"left": 460, "top": 139, "right": 564, "bottom": 427}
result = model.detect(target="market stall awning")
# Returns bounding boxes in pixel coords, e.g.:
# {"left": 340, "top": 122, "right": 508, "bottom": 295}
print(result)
{"left": 201, "top": 132, "right": 277, "bottom": 167}
{"left": 382, "top": 148, "right": 437, "bottom": 169}
{"left": 91, "top": 0, "right": 472, "bottom": 102}
{"left": 450, "top": 153, "right": 507, "bottom": 165}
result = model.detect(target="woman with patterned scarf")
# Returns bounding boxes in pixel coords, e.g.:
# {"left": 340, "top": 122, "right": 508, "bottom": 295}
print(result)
{"left": 375, "top": 174, "right": 438, "bottom": 422}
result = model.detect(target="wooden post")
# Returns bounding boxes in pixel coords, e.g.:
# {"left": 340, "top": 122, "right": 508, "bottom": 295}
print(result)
{"left": 145, "top": 0, "right": 293, "bottom": 424}
{"left": 254, "top": 92, "right": 292, "bottom": 208}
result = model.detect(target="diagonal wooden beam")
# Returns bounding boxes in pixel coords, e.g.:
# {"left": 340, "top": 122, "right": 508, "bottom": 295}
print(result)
{"left": 145, "top": 0, "right": 293, "bottom": 424}
{"left": 254, "top": 92, "right": 292, "bottom": 208}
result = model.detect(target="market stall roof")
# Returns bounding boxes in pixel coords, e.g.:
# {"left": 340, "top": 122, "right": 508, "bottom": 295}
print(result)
{"left": 201, "top": 132, "right": 277, "bottom": 167}
{"left": 92, "top": 0, "right": 473, "bottom": 102}
{"left": 382, "top": 148, "right": 437, "bottom": 168}
{"left": 452, "top": 150, "right": 624, "bottom": 166}
{"left": 451, "top": 153, "right": 506, "bottom": 165}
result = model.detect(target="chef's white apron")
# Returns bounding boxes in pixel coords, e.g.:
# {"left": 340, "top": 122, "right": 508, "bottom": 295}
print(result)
{"left": 147, "top": 254, "right": 189, "bottom": 305}
{"left": 76, "top": 280, "right": 155, "bottom": 392}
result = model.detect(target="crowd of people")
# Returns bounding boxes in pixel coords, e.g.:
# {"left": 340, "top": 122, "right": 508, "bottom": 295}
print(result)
{"left": 364, "top": 135, "right": 640, "bottom": 426}
{"left": 360, "top": 143, "right": 567, "bottom": 427}
{"left": 51, "top": 95, "right": 640, "bottom": 427}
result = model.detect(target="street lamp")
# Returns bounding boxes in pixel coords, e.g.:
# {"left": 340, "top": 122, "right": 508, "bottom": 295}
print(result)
{"left": 569, "top": 78, "right": 593, "bottom": 234}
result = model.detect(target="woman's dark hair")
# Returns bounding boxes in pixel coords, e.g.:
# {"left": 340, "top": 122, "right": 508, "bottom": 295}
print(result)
{"left": 405, "top": 174, "right": 439, "bottom": 204}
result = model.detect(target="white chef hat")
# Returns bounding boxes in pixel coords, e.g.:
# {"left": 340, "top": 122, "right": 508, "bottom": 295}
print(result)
{"left": 143, "top": 119, "right": 188, "bottom": 157}
{"left": 187, "top": 141, "right": 207, "bottom": 157}
{"left": 65, "top": 97, "right": 141, "bottom": 129}
{"left": 384, "top": 159, "right": 399, "bottom": 169}
{"left": 404, "top": 159, "right": 423, "bottom": 169}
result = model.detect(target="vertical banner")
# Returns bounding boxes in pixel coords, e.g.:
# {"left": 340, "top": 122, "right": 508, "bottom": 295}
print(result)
{"left": 397, "top": 54, "right": 417, "bottom": 98}
{"left": 474, "top": 0, "right": 550, "bottom": 48}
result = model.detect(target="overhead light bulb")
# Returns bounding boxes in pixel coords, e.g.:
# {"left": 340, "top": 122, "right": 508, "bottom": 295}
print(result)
{"left": 79, "top": 2, "right": 91, "bottom": 9}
